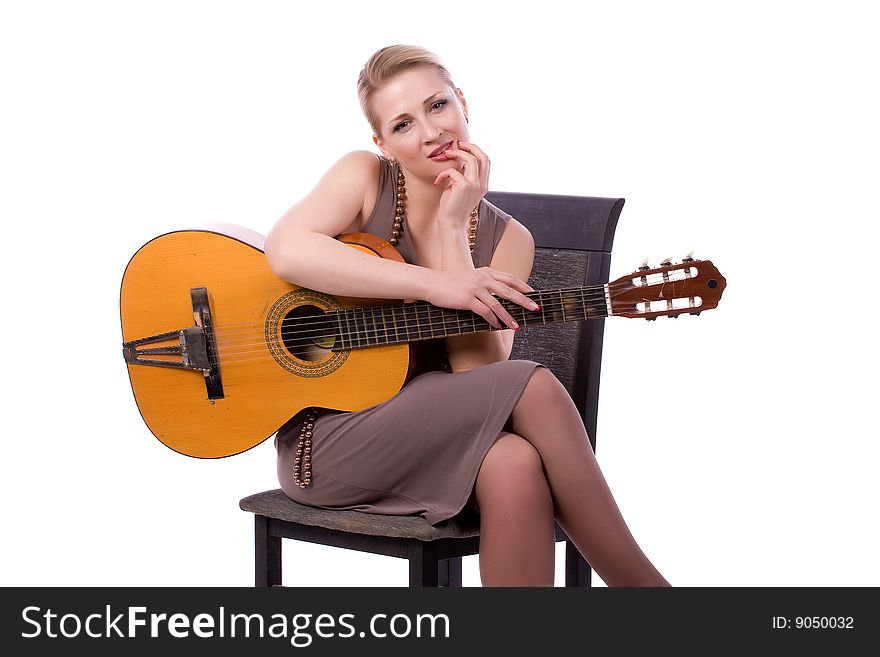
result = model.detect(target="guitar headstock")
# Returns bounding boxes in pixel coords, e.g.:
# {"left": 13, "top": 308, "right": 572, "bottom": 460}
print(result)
{"left": 609, "top": 255, "right": 726, "bottom": 320}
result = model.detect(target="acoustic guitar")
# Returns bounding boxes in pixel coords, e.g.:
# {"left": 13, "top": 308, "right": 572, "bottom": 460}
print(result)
{"left": 120, "top": 225, "right": 725, "bottom": 458}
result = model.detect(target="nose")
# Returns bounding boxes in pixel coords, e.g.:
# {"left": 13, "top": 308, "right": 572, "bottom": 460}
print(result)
{"left": 421, "top": 118, "right": 444, "bottom": 143}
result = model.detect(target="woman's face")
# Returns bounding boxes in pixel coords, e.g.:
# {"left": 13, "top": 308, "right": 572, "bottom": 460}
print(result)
{"left": 371, "top": 65, "right": 470, "bottom": 181}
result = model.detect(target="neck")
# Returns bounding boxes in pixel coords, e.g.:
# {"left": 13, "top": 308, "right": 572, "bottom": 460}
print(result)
{"left": 398, "top": 165, "right": 445, "bottom": 225}
{"left": 329, "top": 284, "right": 612, "bottom": 351}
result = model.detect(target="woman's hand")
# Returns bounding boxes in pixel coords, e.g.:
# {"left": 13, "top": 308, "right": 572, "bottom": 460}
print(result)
{"left": 433, "top": 141, "right": 490, "bottom": 228}
{"left": 426, "top": 266, "right": 540, "bottom": 330}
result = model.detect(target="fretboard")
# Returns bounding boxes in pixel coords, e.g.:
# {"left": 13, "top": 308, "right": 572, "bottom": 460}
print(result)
{"left": 330, "top": 285, "right": 610, "bottom": 351}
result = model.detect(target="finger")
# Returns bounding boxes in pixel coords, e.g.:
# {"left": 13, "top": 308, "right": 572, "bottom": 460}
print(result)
{"left": 442, "top": 146, "right": 480, "bottom": 183}
{"left": 469, "top": 299, "right": 503, "bottom": 330}
{"left": 457, "top": 141, "right": 490, "bottom": 190}
{"left": 493, "top": 282, "right": 540, "bottom": 311}
{"left": 477, "top": 291, "right": 519, "bottom": 330}
{"left": 433, "top": 168, "right": 466, "bottom": 186}
{"left": 486, "top": 268, "right": 537, "bottom": 294}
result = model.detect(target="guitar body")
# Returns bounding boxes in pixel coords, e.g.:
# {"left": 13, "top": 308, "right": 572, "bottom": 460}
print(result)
{"left": 120, "top": 228, "right": 411, "bottom": 458}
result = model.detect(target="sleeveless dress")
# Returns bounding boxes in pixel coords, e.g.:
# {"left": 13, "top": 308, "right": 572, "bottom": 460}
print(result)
{"left": 275, "top": 156, "right": 543, "bottom": 525}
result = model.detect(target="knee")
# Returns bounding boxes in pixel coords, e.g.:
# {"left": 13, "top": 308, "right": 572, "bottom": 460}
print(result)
{"left": 516, "top": 366, "right": 575, "bottom": 417}
{"left": 524, "top": 366, "right": 568, "bottom": 401}
{"left": 476, "top": 433, "right": 548, "bottom": 498}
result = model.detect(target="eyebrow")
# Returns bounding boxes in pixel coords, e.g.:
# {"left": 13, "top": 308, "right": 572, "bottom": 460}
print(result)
{"left": 386, "top": 92, "right": 444, "bottom": 128}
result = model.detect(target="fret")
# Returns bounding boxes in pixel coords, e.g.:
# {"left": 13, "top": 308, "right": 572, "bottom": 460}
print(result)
{"left": 343, "top": 308, "right": 356, "bottom": 348}
{"left": 579, "top": 288, "right": 589, "bottom": 320}
{"left": 422, "top": 303, "right": 436, "bottom": 339}
{"left": 558, "top": 290, "right": 567, "bottom": 323}
{"left": 362, "top": 306, "right": 372, "bottom": 347}
{"left": 380, "top": 305, "right": 390, "bottom": 346}
{"left": 356, "top": 306, "right": 366, "bottom": 347}
{"left": 459, "top": 309, "right": 475, "bottom": 334}
{"left": 366, "top": 306, "right": 378, "bottom": 346}
{"left": 438, "top": 307, "right": 450, "bottom": 338}
{"left": 392, "top": 305, "right": 407, "bottom": 343}
{"left": 390, "top": 305, "right": 403, "bottom": 344}
{"left": 352, "top": 307, "right": 363, "bottom": 348}
{"left": 412, "top": 304, "right": 423, "bottom": 340}
{"left": 334, "top": 312, "right": 346, "bottom": 350}
{"left": 537, "top": 291, "right": 547, "bottom": 325}
{"left": 403, "top": 304, "right": 418, "bottom": 342}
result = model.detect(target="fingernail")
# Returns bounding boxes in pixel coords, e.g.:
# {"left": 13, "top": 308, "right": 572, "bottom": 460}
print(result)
{"left": 533, "top": 304, "right": 541, "bottom": 311}
{"left": 512, "top": 322, "right": 520, "bottom": 330}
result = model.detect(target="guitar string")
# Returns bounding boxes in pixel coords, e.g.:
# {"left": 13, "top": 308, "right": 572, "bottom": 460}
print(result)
{"left": 142, "top": 295, "right": 628, "bottom": 368}
{"left": 189, "top": 299, "right": 619, "bottom": 367}
{"left": 209, "top": 295, "right": 611, "bottom": 356}
{"left": 135, "top": 280, "right": 699, "bottom": 366}
{"left": 185, "top": 285, "right": 614, "bottom": 333}
{"left": 171, "top": 276, "right": 669, "bottom": 338}
{"left": 135, "top": 285, "right": 685, "bottom": 369}
{"left": 138, "top": 296, "right": 616, "bottom": 370}
{"left": 141, "top": 293, "right": 613, "bottom": 362}
{"left": 203, "top": 286, "right": 613, "bottom": 336}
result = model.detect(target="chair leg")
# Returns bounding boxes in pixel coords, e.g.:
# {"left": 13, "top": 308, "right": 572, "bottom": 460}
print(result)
{"left": 255, "top": 515, "right": 282, "bottom": 587}
{"left": 564, "top": 539, "right": 591, "bottom": 587}
{"left": 439, "top": 557, "right": 463, "bottom": 587}
{"left": 408, "top": 543, "right": 440, "bottom": 587}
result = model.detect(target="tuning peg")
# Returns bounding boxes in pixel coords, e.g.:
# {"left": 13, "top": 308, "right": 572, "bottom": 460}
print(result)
{"left": 660, "top": 257, "right": 673, "bottom": 267}
{"left": 682, "top": 251, "right": 695, "bottom": 263}
{"left": 638, "top": 258, "right": 650, "bottom": 271}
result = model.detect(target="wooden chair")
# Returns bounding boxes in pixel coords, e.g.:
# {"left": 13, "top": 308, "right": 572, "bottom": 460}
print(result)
{"left": 239, "top": 192, "right": 624, "bottom": 586}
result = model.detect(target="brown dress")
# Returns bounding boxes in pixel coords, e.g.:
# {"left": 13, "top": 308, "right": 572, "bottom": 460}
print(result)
{"left": 276, "top": 156, "right": 543, "bottom": 525}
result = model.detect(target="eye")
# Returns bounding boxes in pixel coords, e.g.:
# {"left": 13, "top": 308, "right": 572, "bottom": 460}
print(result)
{"left": 431, "top": 99, "right": 448, "bottom": 111}
{"left": 393, "top": 120, "right": 411, "bottom": 133}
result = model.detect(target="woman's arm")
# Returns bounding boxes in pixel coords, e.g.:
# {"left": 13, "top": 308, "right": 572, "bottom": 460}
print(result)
{"left": 445, "top": 218, "right": 536, "bottom": 372}
{"left": 264, "top": 150, "right": 534, "bottom": 329}
{"left": 265, "top": 150, "right": 436, "bottom": 301}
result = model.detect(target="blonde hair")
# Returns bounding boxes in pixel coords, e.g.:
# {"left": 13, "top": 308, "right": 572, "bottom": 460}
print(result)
{"left": 357, "top": 44, "right": 457, "bottom": 137}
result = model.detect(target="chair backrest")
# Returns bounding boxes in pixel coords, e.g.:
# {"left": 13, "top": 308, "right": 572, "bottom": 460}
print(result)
{"left": 485, "top": 192, "right": 623, "bottom": 447}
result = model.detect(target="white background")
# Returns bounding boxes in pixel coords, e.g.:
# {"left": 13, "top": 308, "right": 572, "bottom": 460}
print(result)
{"left": 2, "top": 0, "right": 877, "bottom": 587}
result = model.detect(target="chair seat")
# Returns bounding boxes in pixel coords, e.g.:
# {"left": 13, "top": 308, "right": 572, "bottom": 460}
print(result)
{"left": 239, "top": 489, "right": 480, "bottom": 541}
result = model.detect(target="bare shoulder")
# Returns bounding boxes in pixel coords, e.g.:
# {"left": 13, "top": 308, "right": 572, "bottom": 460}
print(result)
{"left": 322, "top": 150, "right": 381, "bottom": 233}
{"left": 268, "top": 150, "right": 380, "bottom": 245}
{"left": 329, "top": 149, "right": 380, "bottom": 181}
{"left": 497, "top": 217, "right": 535, "bottom": 253}
{"left": 490, "top": 217, "right": 535, "bottom": 281}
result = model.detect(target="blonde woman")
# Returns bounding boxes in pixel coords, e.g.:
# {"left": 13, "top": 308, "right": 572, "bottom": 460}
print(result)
{"left": 265, "top": 45, "right": 669, "bottom": 587}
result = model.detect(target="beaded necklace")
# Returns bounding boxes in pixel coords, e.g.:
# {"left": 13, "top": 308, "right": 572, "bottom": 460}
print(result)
{"left": 390, "top": 165, "right": 479, "bottom": 253}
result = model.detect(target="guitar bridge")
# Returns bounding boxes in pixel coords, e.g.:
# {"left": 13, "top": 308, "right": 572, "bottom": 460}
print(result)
{"left": 122, "top": 287, "right": 225, "bottom": 400}
{"left": 122, "top": 327, "right": 211, "bottom": 371}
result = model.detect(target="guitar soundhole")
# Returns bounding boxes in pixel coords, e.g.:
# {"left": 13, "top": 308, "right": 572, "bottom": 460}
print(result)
{"left": 281, "top": 305, "right": 336, "bottom": 362}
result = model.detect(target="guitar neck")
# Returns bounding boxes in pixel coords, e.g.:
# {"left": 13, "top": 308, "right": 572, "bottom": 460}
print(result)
{"left": 330, "top": 284, "right": 610, "bottom": 350}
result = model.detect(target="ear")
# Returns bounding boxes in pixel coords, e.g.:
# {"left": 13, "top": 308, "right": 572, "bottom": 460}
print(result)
{"left": 456, "top": 87, "right": 469, "bottom": 122}
{"left": 372, "top": 133, "right": 392, "bottom": 160}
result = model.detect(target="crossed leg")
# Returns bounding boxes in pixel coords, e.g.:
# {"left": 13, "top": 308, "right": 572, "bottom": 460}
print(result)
{"left": 472, "top": 367, "right": 670, "bottom": 587}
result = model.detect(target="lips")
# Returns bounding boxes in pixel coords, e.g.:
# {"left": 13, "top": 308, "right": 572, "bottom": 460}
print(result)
{"left": 429, "top": 141, "right": 454, "bottom": 158}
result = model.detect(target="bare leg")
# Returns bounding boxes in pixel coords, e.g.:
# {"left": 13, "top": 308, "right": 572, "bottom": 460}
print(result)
{"left": 510, "top": 367, "right": 670, "bottom": 587}
{"left": 472, "top": 433, "right": 556, "bottom": 586}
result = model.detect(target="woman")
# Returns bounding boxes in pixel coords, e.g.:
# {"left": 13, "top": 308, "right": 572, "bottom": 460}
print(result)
{"left": 265, "top": 44, "right": 670, "bottom": 587}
